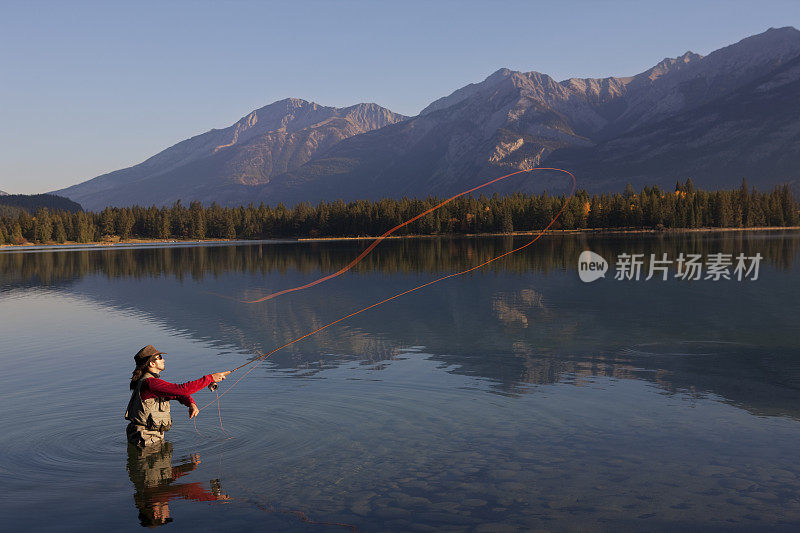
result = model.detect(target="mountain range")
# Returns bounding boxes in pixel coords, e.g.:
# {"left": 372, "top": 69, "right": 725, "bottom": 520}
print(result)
{"left": 55, "top": 27, "right": 800, "bottom": 210}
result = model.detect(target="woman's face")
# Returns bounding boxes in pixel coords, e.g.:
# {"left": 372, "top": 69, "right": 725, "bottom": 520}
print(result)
{"left": 148, "top": 354, "right": 165, "bottom": 374}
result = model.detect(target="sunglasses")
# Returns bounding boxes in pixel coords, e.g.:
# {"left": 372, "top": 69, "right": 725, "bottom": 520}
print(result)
{"left": 153, "top": 354, "right": 163, "bottom": 361}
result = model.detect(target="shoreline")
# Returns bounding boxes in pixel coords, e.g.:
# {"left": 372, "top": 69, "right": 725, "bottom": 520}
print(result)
{"left": 0, "top": 238, "right": 295, "bottom": 253}
{"left": 2, "top": 226, "right": 799, "bottom": 252}
{"left": 298, "top": 226, "right": 800, "bottom": 242}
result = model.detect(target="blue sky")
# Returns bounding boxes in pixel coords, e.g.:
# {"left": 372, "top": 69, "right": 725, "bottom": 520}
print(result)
{"left": 1, "top": 0, "right": 798, "bottom": 194}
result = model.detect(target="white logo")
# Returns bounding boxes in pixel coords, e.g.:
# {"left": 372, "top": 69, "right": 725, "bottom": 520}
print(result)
{"left": 578, "top": 251, "right": 608, "bottom": 282}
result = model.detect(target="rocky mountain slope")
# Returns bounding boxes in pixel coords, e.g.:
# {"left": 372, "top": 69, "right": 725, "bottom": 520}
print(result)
{"left": 55, "top": 99, "right": 407, "bottom": 210}
{"left": 56, "top": 27, "right": 800, "bottom": 209}
{"left": 266, "top": 27, "right": 800, "bottom": 205}
{"left": 547, "top": 50, "right": 800, "bottom": 191}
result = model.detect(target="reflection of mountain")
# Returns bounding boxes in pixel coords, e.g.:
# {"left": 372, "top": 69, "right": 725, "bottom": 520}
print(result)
{"left": 3, "top": 234, "right": 799, "bottom": 420}
{"left": 492, "top": 288, "right": 547, "bottom": 328}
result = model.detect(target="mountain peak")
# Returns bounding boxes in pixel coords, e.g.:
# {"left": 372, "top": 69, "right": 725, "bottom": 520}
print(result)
{"left": 678, "top": 51, "right": 702, "bottom": 62}
{"left": 634, "top": 51, "right": 702, "bottom": 83}
{"left": 254, "top": 97, "right": 314, "bottom": 114}
{"left": 487, "top": 68, "right": 514, "bottom": 82}
{"left": 708, "top": 25, "right": 800, "bottom": 66}
{"left": 762, "top": 26, "right": 800, "bottom": 36}
{"left": 420, "top": 68, "right": 520, "bottom": 115}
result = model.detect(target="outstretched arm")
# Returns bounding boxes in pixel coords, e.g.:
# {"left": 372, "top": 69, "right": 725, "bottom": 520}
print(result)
{"left": 145, "top": 372, "right": 232, "bottom": 416}
{"left": 147, "top": 372, "right": 231, "bottom": 397}
{"left": 147, "top": 375, "right": 215, "bottom": 397}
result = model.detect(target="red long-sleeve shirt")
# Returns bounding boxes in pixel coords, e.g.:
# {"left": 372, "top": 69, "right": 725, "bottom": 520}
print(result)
{"left": 147, "top": 481, "right": 225, "bottom": 502}
{"left": 137, "top": 460, "right": 228, "bottom": 503}
{"left": 140, "top": 375, "right": 214, "bottom": 408}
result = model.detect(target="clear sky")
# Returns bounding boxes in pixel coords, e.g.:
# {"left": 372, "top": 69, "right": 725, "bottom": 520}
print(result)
{"left": 1, "top": 0, "right": 798, "bottom": 194}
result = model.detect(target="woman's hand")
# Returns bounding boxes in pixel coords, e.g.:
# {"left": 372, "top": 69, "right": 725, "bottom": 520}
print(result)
{"left": 211, "top": 371, "right": 231, "bottom": 383}
{"left": 188, "top": 403, "right": 199, "bottom": 419}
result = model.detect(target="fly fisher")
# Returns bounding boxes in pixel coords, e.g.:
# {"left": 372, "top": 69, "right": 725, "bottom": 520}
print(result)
{"left": 125, "top": 345, "right": 230, "bottom": 447}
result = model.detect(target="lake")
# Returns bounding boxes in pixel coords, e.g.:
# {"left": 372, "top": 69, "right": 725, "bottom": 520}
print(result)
{"left": 1, "top": 231, "right": 799, "bottom": 531}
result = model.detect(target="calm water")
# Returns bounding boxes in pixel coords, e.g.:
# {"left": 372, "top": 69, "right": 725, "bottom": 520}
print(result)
{"left": 1, "top": 232, "right": 799, "bottom": 531}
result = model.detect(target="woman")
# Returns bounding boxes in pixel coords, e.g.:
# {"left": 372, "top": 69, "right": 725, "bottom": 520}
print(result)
{"left": 125, "top": 345, "right": 230, "bottom": 447}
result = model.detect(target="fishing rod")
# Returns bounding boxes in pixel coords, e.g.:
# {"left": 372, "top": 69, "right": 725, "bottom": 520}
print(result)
{"left": 201, "top": 167, "right": 576, "bottom": 403}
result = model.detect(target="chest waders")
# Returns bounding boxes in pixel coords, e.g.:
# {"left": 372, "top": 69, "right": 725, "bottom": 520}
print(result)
{"left": 125, "top": 372, "right": 173, "bottom": 447}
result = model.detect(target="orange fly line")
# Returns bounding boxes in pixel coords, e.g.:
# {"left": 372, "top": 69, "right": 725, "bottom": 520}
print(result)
{"left": 198, "top": 167, "right": 576, "bottom": 413}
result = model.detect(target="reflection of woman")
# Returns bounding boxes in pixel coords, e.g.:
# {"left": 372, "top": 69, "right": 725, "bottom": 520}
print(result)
{"left": 125, "top": 345, "right": 230, "bottom": 447}
{"left": 127, "top": 441, "right": 230, "bottom": 527}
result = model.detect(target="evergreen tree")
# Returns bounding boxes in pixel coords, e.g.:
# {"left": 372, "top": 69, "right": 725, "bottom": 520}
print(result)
{"left": 99, "top": 208, "right": 116, "bottom": 236}
{"left": 170, "top": 201, "right": 189, "bottom": 238}
{"left": 54, "top": 217, "right": 67, "bottom": 243}
{"left": 143, "top": 206, "right": 160, "bottom": 237}
{"left": 224, "top": 210, "right": 237, "bottom": 239}
{"left": 189, "top": 201, "right": 206, "bottom": 239}
{"left": 11, "top": 222, "right": 24, "bottom": 244}
{"left": 240, "top": 206, "right": 256, "bottom": 239}
{"left": 767, "top": 192, "right": 785, "bottom": 226}
{"left": 34, "top": 209, "right": 53, "bottom": 243}
{"left": 780, "top": 184, "right": 799, "bottom": 225}
{"left": 16, "top": 211, "right": 33, "bottom": 241}
{"left": 650, "top": 192, "right": 664, "bottom": 227}
{"left": 687, "top": 202, "right": 697, "bottom": 228}
{"left": 116, "top": 208, "right": 135, "bottom": 240}
{"left": 716, "top": 192, "right": 734, "bottom": 227}
{"left": 500, "top": 208, "right": 513, "bottom": 233}
{"left": 159, "top": 209, "right": 171, "bottom": 239}
{"left": 746, "top": 188, "right": 766, "bottom": 227}
{"left": 64, "top": 214, "right": 74, "bottom": 241}
{"left": 76, "top": 213, "right": 91, "bottom": 243}
{"left": 739, "top": 178, "right": 750, "bottom": 226}
{"left": 623, "top": 183, "right": 636, "bottom": 200}
{"left": 587, "top": 195, "right": 602, "bottom": 228}
{"left": 560, "top": 201, "right": 576, "bottom": 229}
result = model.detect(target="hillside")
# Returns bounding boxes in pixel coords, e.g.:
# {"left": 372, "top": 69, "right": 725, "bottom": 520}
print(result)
{"left": 0, "top": 193, "right": 83, "bottom": 213}
{"left": 54, "top": 99, "right": 407, "bottom": 210}
{"left": 54, "top": 27, "right": 800, "bottom": 208}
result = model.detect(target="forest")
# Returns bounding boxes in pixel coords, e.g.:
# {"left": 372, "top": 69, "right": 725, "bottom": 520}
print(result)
{"left": 1, "top": 180, "right": 797, "bottom": 245}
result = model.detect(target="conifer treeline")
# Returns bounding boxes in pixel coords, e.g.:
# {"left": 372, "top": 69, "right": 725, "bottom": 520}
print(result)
{"left": 0, "top": 179, "right": 797, "bottom": 245}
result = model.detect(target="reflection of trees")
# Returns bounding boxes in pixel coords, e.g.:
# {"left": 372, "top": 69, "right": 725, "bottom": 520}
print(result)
{"left": 2, "top": 231, "right": 798, "bottom": 287}
{"left": 4, "top": 233, "right": 799, "bottom": 422}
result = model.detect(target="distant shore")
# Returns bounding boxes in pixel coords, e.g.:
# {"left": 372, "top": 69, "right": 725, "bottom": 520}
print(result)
{"left": 298, "top": 226, "right": 800, "bottom": 242}
{"left": 2, "top": 226, "right": 799, "bottom": 252}
{"left": 0, "top": 238, "right": 294, "bottom": 253}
